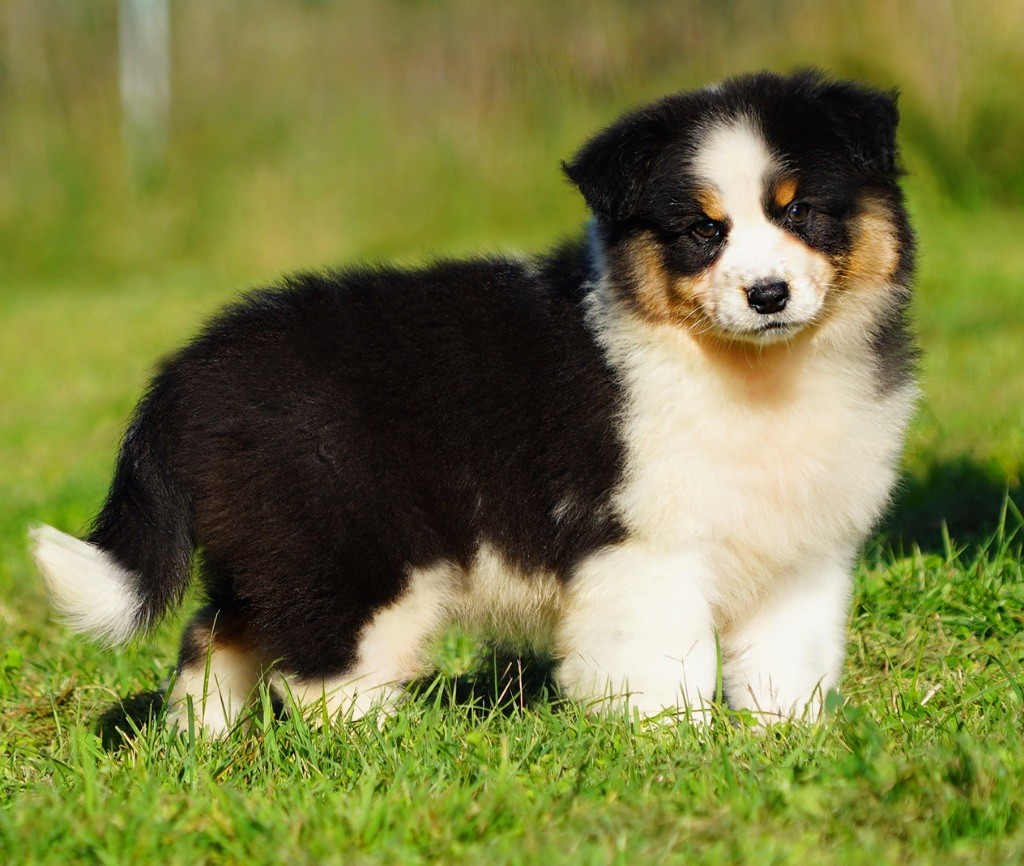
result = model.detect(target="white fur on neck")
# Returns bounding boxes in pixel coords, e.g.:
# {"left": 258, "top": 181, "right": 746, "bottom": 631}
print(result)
{"left": 585, "top": 284, "right": 916, "bottom": 622}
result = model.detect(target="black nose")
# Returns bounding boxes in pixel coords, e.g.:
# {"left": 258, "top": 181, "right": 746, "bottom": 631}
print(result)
{"left": 746, "top": 281, "right": 789, "bottom": 314}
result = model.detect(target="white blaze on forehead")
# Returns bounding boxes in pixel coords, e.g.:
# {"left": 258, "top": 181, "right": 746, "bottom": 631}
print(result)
{"left": 686, "top": 118, "right": 831, "bottom": 339}
{"left": 692, "top": 118, "right": 787, "bottom": 288}
{"left": 693, "top": 119, "right": 777, "bottom": 221}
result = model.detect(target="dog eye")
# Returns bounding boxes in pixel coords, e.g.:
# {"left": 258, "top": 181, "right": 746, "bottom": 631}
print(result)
{"left": 785, "top": 202, "right": 811, "bottom": 225}
{"left": 690, "top": 217, "right": 722, "bottom": 241}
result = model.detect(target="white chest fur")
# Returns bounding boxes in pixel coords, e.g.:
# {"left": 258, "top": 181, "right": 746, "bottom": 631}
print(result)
{"left": 595, "top": 302, "right": 916, "bottom": 620}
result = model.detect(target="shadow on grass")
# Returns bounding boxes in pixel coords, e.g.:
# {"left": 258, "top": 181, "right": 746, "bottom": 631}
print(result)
{"left": 97, "top": 650, "right": 558, "bottom": 750}
{"left": 409, "top": 648, "right": 558, "bottom": 718}
{"left": 97, "top": 690, "right": 164, "bottom": 750}
{"left": 880, "top": 456, "right": 1023, "bottom": 554}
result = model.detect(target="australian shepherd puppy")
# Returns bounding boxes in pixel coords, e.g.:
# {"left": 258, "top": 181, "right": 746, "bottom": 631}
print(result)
{"left": 31, "top": 70, "right": 917, "bottom": 734}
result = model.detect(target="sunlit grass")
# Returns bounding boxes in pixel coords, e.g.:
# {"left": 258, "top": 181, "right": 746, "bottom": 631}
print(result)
{"left": 2, "top": 199, "right": 1023, "bottom": 865}
{"left": 2, "top": 2, "right": 1024, "bottom": 862}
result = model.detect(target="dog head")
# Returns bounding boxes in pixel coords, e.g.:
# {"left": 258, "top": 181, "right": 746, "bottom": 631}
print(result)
{"left": 564, "top": 70, "right": 914, "bottom": 346}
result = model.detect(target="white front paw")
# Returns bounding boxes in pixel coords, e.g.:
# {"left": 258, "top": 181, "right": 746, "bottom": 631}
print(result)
{"left": 558, "top": 648, "right": 717, "bottom": 725}
{"left": 727, "top": 673, "right": 829, "bottom": 724}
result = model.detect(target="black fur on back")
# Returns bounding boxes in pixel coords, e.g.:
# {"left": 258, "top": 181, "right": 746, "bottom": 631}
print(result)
{"left": 97, "top": 251, "right": 625, "bottom": 675}
{"left": 84, "top": 68, "right": 917, "bottom": 679}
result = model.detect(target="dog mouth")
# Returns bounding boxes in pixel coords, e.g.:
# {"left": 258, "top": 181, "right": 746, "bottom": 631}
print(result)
{"left": 691, "top": 293, "right": 824, "bottom": 345}
{"left": 721, "top": 318, "right": 807, "bottom": 344}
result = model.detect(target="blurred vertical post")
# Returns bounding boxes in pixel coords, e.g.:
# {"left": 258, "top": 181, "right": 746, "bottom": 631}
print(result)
{"left": 119, "top": 0, "right": 170, "bottom": 182}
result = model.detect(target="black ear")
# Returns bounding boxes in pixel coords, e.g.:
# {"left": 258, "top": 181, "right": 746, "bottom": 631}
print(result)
{"left": 562, "top": 105, "right": 673, "bottom": 223}
{"left": 812, "top": 75, "right": 901, "bottom": 177}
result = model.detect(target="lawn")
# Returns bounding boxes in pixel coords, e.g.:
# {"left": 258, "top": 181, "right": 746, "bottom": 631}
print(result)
{"left": 2, "top": 196, "right": 1023, "bottom": 866}
{"left": 2, "top": 2, "right": 1024, "bottom": 863}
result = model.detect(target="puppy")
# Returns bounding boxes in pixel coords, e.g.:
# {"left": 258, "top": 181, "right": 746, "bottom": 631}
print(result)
{"left": 31, "top": 70, "right": 917, "bottom": 733}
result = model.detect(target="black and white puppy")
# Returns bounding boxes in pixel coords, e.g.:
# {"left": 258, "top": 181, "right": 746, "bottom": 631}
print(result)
{"left": 31, "top": 70, "right": 917, "bottom": 733}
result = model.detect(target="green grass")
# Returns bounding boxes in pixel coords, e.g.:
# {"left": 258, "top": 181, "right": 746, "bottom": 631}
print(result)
{"left": 2, "top": 198, "right": 1023, "bottom": 864}
{"left": 2, "top": 526, "right": 1023, "bottom": 863}
{"left": 3, "top": 2, "right": 1024, "bottom": 862}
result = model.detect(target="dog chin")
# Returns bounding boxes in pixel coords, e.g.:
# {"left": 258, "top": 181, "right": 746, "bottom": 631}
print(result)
{"left": 710, "top": 318, "right": 810, "bottom": 346}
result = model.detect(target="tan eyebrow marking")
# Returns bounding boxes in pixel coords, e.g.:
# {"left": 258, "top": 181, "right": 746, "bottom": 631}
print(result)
{"left": 773, "top": 177, "right": 799, "bottom": 208}
{"left": 695, "top": 189, "right": 726, "bottom": 222}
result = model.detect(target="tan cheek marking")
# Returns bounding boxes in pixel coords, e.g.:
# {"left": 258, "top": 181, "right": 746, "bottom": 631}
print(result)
{"left": 695, "top": 190, "right": 726, "bottom": 223}
{"left": 773, "top": 177, "right": 798, "bottom": 209}
{"left": 669, "top": 272, "right": 714, "bottom": 324}
{"left": 621, "top": 234, "right": 673, "bottom": 321}
{"left": 806, "top": 198, "right": 902, "bottom": 343}
{"left": 840, "top": 200, "right": 899, "bottom": 289}
{"left": 620, "top": 233, "right": 706, "bottom": 328}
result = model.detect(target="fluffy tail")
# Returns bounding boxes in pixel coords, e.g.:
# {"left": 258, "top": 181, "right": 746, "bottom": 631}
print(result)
{"left": 30, "top": 383, "right": 196, "bottom": 646}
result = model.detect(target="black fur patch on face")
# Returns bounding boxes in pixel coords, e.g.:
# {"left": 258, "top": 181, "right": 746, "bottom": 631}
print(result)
{"left": 768, "top": 170, "right": 855, "bottom": 261}
{"left": 565, "top": 69, "right": 915, "bottom": 363}
{"left": 565, "top": 71, "right": 910, "bottom": 318}
{"left": 565, "top": 70, "right": 901, "bottom": 225}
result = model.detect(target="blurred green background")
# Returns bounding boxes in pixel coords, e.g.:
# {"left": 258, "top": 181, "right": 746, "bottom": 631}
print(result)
{"left": 3, "top": 9, "right": 1022, "bottom": 859}
{"left": 1, "top": 0, "right": 1022, "bottom": 548}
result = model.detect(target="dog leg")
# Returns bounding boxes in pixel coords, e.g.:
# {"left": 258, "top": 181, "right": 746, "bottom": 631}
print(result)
{"left": 555, "top": 545, "right": 718, "bottom": 722}
{"left": 274, "top": 563, "right": 452, "bottom": 725}
{"left": 165, "top": 605, "right": 267, "bottom": 736}
{"left": 720, "top": 552, "right": 853, "bottom": 723}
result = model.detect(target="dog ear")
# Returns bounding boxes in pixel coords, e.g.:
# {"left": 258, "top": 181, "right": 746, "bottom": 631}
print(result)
{"left": 562, "top": 106, "right": 672, "bottom": 223}
{"left": 810, "top": 74, "right": 901, "bottom": 177}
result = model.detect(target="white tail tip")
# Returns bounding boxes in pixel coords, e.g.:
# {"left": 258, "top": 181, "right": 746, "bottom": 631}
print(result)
{"left": 29, "top": 524, "right": 143, "bottom": 646}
